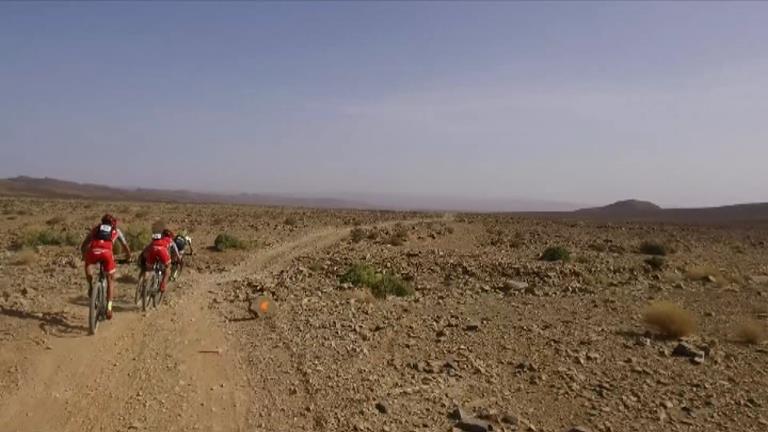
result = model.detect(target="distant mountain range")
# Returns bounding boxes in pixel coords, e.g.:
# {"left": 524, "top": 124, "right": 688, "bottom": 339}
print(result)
{"left": 0, "top": 176, "right": 366, "bottom": 209}
{"left": 0, "top": 176, "right": 580, "bottom": 212}
{"left": 1, "top": 177, "right": 767, "bottom": 223}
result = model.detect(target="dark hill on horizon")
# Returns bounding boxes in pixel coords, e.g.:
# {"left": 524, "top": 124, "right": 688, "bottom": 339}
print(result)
{"left": 576, "top": 199, "right": 662, "bottom": 215}
{"left": 568, "top": 199, "right": 768, "bottom": 225}
{"left": 0, "top": 176, "right": 366, "bottom": 209}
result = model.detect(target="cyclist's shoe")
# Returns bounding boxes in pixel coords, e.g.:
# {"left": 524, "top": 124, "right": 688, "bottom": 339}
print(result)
{"left": 106, "top": 301, "right": 114, "bottom": 320}
{"left": 86, "top": 281, "right": 93, "bottom": 299}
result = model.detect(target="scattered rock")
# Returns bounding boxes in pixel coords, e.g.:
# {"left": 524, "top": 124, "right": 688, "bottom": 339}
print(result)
{"left": 500, "top": 280, "right": 529, "bottom": 293}
{"left": 465, "top": 322, "right": 481, "bottom": 332}
{"left": 450, "top": 406, "right": 469, "bottom": 421}
{"left": 375, "top": 401, "right": 389, "bottom": 414}
{"left": 565, "top": 427, "right": 592, "bottom": 432}
{"left": 672, "top": 342, "right": 705, "bottom": 364}
{"left": 455, "top": 418, "right": 494, "bottom": 432}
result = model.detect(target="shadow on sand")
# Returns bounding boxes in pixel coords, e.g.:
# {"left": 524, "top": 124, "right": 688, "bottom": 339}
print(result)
{"left": 68, "top": 295, "right": 135, "bottom": 312}
{"left": 0, "top": 306, "right": 89, "bottom": 336}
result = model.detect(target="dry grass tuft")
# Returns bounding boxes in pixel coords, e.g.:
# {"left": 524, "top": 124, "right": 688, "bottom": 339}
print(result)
{"left": 10, "top": 249, "right": 37, "bottom": 266}
{"left": 685, "top": 264, "right": 723, "bottom": 284}
{"left": 45, "top": 215, "right": 66, "bottom": 225}
{"left": 735, "top": 320, "right": 766, "bottom": 344}
{"left": 643, "top": 301, "right": 697, "bottom": 338}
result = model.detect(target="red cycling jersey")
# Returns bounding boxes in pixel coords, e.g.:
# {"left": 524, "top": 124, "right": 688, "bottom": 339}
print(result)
{"left": 145, "top": 235, "right": 174, "bottom": 267}
{"left": 84, "top": 224, "right": 125, "bottom": 274}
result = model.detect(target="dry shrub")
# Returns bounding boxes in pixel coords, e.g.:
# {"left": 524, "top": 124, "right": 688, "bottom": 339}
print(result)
{"left": 45, "top": 215, "right": 66, "bottom": 225}
{"left": 350, "top": 227, "right": 366, "bottom": 243}
{"left": 10, "top": 249, "right": 37, "bottom": 266}
{"left": 344, "top": 289, "right": 376, "bottom": 304}
{"left": 639, "top": 241, "right": 668, "bottom": 256}
{"left": 134, "top": 209, "right": 150, "bottom": 219}
{"left": 685, "top": 264, "right": 723, "bottom": 284}
{"left": 643, "top": 301, "right": 697, "bottom": 338}
{"left": 735, "top": 320, "right": 766, "bottom": 344}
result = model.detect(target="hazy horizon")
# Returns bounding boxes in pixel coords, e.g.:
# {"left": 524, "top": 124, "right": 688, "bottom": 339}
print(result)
{"left": 2, "top": 2, "right": 767, "bottom": 209}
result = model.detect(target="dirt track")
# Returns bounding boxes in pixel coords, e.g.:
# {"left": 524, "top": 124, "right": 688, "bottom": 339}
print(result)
{"left": 0, "top": 221, "right": 417, "bottom": 432}
{"left": 3, "top": 198, "right": 768, "bottom": 432}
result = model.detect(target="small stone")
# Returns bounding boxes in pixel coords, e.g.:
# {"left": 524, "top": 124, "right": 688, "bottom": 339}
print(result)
{"left": 501, "top": 414, "right": 519, "bottom": 425}
{"left": 565, "top": 427, "right": 592, "bottom": 432}
{"left": 375, "top": 401, "right": 389, "bottom": 414}
{"left": 501, "top": 280, "right": 529, "bottom": 292}
{"left": 465, "top": 322, "right": 481, "bottom": 332}
{"left": 672, "top": 342, "right": 704, "bottom": 359}
{"left": 450, "top": 406, "right": 468, "bottom": 421}
{"left": 456, "top": 418, "right": 493, "bottom": 432}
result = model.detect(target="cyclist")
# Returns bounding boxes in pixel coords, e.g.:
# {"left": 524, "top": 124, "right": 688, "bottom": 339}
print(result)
{"left": 173, "top": 231, "right": 194, "bottom": 256}
{"left": 170, "top": 231, "right": 193, "bottom": 281}
{"left": 138, "top": 228, "right": 180, "bottom": 295}
{"left": 80, "top": 214, "right": 131, "bottom": 320}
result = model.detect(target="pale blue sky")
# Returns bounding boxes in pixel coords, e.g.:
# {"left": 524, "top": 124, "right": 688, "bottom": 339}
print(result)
{"left": 1, "top": 2, "right": 767, "bottom": 208}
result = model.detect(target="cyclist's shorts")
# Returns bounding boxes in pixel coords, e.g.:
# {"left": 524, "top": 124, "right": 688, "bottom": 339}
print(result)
{"left": 146, "top": 244, "right": 171, "bottom": 267}
{"left": 85, "top": 247, "right": 116, "bottom": 274}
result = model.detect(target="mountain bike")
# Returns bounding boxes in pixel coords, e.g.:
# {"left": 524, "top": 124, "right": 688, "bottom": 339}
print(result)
{"left": 170, "top": 255, "right": 184, "bottom": 282}
{"left": 88, "top": 262, "right": 108, "bottom": 335}
{"left": 89, "top": 258, "right": 129, "bottom": 335}
{"left": 139, "top": 262, "right": 166, "bottom": 311}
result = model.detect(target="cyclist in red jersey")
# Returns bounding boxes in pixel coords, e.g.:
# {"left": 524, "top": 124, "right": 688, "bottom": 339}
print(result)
{"left": 80, "top": 214, "right": 131, "bottom": 319}
{"left": 138, "top": 228, "right": 180, "bottom": 295}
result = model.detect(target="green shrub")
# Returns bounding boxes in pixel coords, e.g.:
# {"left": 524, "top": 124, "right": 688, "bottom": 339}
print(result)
{"left": 644, "top": 256, "right": 665, "bottom": 271}
{"left": 121, "top": 227, "right": 151, "bottom": 252}
{"left": 541, "top": 246, "right": 570, "bottom": 262}
{"left": 639, "top": 241, "right": 668, "bottom": 256}
{"left": 371, "top": 274, "right": 414, "bottom": 298}
{"left": 284, "top": 216, "right": 299, "bottom": 227}
{"left": 350, "top": 227, "right": 367, "bottom": 243}
{"left": 214, "top": 233, "right": 247, "bottom": 251}
{"left": 340, "top": 263, "right": 413, "bottom": 299}
{"left": 340, "top": 263, "right": 379, "bottom": 287}
{"left": 19, "top": 229, "right": 79, "bottom": 248}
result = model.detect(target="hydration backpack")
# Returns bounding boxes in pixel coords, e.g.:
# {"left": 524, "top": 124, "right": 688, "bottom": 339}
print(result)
{"left": 95, "top": 224, "right": 114, "bottom": 241}
{"left": 174, "top": 235, "right": 186, "bottom": 252}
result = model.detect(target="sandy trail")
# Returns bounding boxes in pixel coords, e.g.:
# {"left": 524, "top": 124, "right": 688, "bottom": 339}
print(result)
{"left": 0, "top": 220, "right": 428, "bottom": 432}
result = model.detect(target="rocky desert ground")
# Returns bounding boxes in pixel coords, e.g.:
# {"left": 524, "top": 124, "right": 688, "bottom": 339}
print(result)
{"left": 1, "top": 196, "right": 767, "bottom": 432}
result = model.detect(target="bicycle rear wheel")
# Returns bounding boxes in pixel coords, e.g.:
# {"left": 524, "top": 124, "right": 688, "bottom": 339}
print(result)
{"left": 170, "top": 260, "right": 183, "bottom": 281}
{"left": 134, "top": 276, "right": 143, "bottom": 307}
{"left": 141, "top": 276, "right": 151, "bottom": 312}
{"left": 88, "top": 281, "right": 101, "bottom": 335}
